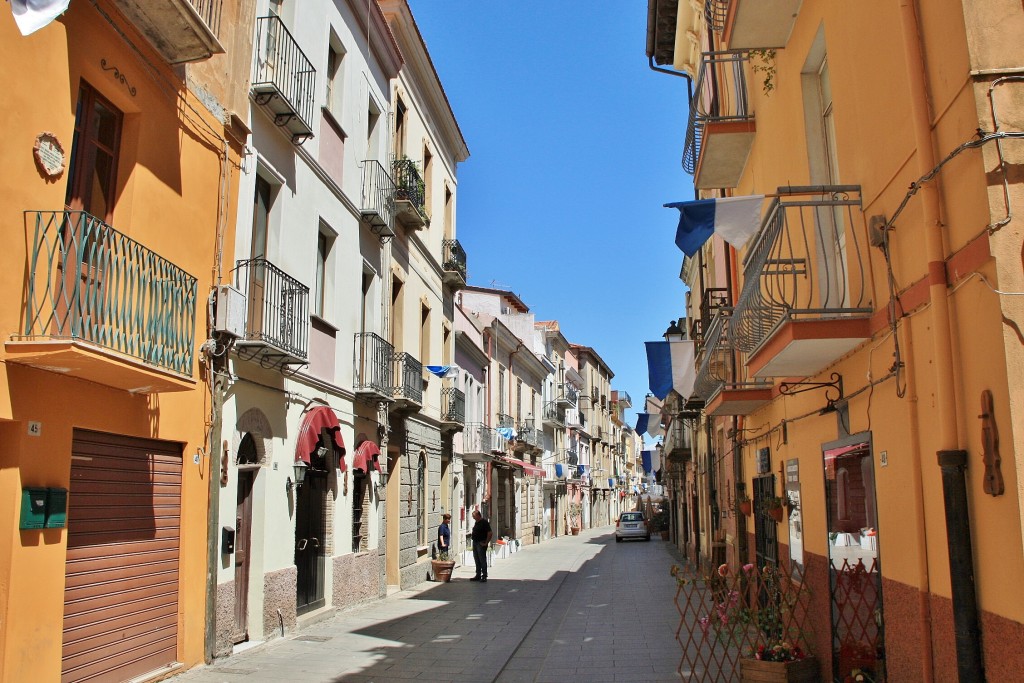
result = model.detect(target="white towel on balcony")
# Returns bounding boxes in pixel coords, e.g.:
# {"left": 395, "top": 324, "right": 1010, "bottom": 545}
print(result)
{"left": 10, "top": 0, "right": 70, "bottom": 36}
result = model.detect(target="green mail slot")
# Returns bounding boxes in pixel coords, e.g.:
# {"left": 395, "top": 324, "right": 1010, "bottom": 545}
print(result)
{"left": 20, "top": 488, "right": 47, "bottom": 529}
{"left": 45, "top": 488, "right": 68, "bottom": 528}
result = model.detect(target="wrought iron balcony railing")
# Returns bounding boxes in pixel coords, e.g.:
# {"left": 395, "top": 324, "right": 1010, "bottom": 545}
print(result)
{"left": 252, "top": 15, "right": 316, "bottom": 142}
{"left": 517, "top": 420, "right": 540, "bottom": 448}
{"left": 463, "top": 422, "right": 494, "bottom": 454}
{"left": 360, "top": 160, "right": 395, "bottom": 238}
{"left": 543, "top": 402, "right": 566, "bottom": 426}
{"left": 557, "top": 383, "right": 579, "bottom": 407}
{"left": 188, "top": 0, "right": 222, "bottom": 35}
{"left": 566, "top": 448, "right": 579, "bottom": 466}
{"left": 730, "top": 186, "right": 871, "bottom": 354}
{"left": 392, "top": 351, "right": 422, "bottom": 405}
{"left": 392, "top": 158, "right": 429, "bottom": 224}
{"left": 235, "top": 258, "right": 309, "bottom": 362}
{"left": 682, "top": 51, "right": 752, "bottom": 175}
{"left": 694, "top": 311, "right": 735, "bottom": 400}
{"left": 111, "top": 0, "right": 223, "bottom": 63}
{"left": 353, "top": 332, "right": 394, "bottom": 397}
{"left": 441, "top": 385, "right": 465, "bottom": 425}
{"left": 442, "top": 239, "right": 467, "bottom": 284}
{"left": 497, "top": 413, "right": 514, "bottom": 430}
{"left": 20, "top": 210, "right": 197, "bottom": 376}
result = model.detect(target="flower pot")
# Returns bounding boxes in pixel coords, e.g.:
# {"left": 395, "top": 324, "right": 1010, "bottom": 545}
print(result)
{"left": 570, "top": 527, "right": 580, "bottom": 536}
{"left": 739, "top": 500, "right": 753, "bottom": 516}
{"left": 767, "top": 506, "right": 784, "bottom": 523}
{"left": 431, "top": 559, "right": 455, "bottom": 582}
{"left": 740, "top": 656, "right": 818, "bottom": 682}
{"left": 660, "top": 530, "right": 670, "bottom": 541}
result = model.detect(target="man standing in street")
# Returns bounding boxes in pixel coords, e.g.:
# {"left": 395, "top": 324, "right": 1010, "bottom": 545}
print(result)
{"left": 470, "top": 509, "right": 492, "bottom": 582}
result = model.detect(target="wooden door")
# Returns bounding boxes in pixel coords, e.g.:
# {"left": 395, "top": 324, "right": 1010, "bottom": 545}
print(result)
{"left": 233, "top": 468, "right": 255, "bottom": 643}
{"left": 295, "top": 473, "right": 326, "bottom": 614}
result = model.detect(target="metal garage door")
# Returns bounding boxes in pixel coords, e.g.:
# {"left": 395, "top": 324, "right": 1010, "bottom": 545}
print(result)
{"left": 62, "top": 430, "right": 182, "bottom": 683}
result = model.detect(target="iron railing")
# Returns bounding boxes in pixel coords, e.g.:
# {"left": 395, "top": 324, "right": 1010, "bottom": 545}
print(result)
{"left": 731, "top": 186, "right": 871, "bottom": 354}
{"left": 360, "top": 160, "right": 395, "bottom": 230}
{"left": 683, "top": 51, "right": 752, "bottom": 175}
{"left": 252, "top": 15, "right": 316, "bottom": 132}
{"left": 235, "top": 258, "right": 309, "bottom": 359}
{"left": 566, "top": 448, "right": 579, "bottom": 466}
{"left": 557, "top": 383, "right": 579, "bottom": 407}
{"left": 188, "top": 0, "right": 222, "bottom": 35}
{"left": 694, "top": 311, "right": 735, "bottom": 400}
{"left": 441, "top": 385, "right": 465, "bottom": 424}
{"left": 20, "top": 210, "right": 197, "bottom": 376}
{"left": 497, "top": 413, "right": 514, "bottom": 429}
{"left": 565, "top": 407, "right": 586, "bottom": 431}
{"left": 442, "top": 239, "right": 467, "bottom": 281}
{"left": 704, "top": 0, "right": 729, "bottom": 33}
{"left": 353, "top": 332, "right": 393, "bottom": 396}
{"left": 517, "top": 419, "right": 540, "bottom": 448}
{"left": 392, "top": 158, "right": 428, "bottom": 220}
{"left": 615, "top": 390, "right": 632, "bottom": 408}
{"left": 543, "top": 402, "right": 565, "bottom": 426}
{"left": 463, "top": 423, "right": 494, "bottom": 454}
{"left": 391, "top": 351, "right": 422, "bottom": 404}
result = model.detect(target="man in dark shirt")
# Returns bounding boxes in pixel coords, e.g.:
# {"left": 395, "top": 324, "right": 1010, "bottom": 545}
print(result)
{"left": 470, "top": 510, "right": 492, "bottom": 582}
{"left": 437, "top": 513, "right": 451, "bottom": 557}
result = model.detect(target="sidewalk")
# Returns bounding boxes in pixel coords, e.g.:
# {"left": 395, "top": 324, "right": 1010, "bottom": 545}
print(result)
{"left": 171, "top": 527, "right": 683, "bottom": 682}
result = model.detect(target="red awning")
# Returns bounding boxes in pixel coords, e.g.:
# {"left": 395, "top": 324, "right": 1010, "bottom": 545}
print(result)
{"left": 295, "top": 406, "right": 347, "bottom": 471}
{"left": 504, "top": 456, "right": 544, "bottom": 478}
{"left": 352, "top": 439, "right": 382, "bottom": 475}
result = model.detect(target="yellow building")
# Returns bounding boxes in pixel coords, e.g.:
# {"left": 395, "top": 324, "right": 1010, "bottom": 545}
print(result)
{"left": 649, "top": 0, "right": 1024, "bottom": 680}
{"left": 0, "top": 1, "right": 251, "bottom": 680}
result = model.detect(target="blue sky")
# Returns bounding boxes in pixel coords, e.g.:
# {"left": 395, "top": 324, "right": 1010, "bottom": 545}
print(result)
{"left": 408, "top": 2, "right": 694, "bottom": 426}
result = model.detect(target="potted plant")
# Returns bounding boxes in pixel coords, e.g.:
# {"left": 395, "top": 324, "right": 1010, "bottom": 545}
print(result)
{"left": 430, "top": 549, "right": 455, "bottom": 582}
{"left": 651, "top": 508, "right": 670, "bottom": 540}
{"left": 567, "top": 502, "right": 583, "bottom": 535}
{"left": 740, "top": 641, "right": 818, "bottom": 682}
{"left": 764, "top": 496, "right": 786, "bottom": 522}
{"left": 738, "top": 493, "right": 753, "bottom": 516}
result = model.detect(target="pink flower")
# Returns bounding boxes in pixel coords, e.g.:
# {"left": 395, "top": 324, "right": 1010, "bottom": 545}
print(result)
{"left": 743, "top": 563, "right": 755, "bottom": 574}
{"left": 698, "top": 615, "right": 710, "bottom": 634}
{"left": 718, "top": 563, "right": 729, "bottom": 576}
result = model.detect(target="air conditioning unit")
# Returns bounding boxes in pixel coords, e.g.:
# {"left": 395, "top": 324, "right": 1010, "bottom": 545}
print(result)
{"left": 214, "top": 285, "right": 247, "bottom": 337}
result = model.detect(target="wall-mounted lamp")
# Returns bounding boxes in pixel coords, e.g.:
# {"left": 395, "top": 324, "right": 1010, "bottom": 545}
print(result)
{"left": 316, "top": 444, "right": 332, "bottom": 469}
{"left": 663, "top": 319, "right": 685, "bottom": 342}
{"left": 286, "top": 460, "right": 308, "bottom": 492}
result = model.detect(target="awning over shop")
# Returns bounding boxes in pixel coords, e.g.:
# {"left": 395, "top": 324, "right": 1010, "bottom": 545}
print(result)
{"left": 295, "top": 405, "right": 347, "bottom": 471}
{"left": 505, "top": 456, "right": 544, "bottom": 478}
{"left": 352, "top": 438, "right": 382, "bottom": 475}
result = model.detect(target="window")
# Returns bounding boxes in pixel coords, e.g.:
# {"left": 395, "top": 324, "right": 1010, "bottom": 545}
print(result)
{"left": 325, "top": 43, "right": 345, "bottom": 114}
{"left": 417, "top": 451, "right": 427, "bottom": 546}
{"left": 419, "top": 303, "right": 430, "bottom": 364}
{"left": 422, "top": 146, "right": 433, "bottom": 213}
{"left": 390, "top": 274, "right": 403, "bottom": 347}
{"left": 498, "top": 368, "right": 506, "bottom": 415}
{"left": 360, "top": 269, "right": 374, "bottom": 334}
{"left": 443, "top": 186, "right": 453, "bottom": 239}
{"left": 393, "top": 99, "right": 407, "bottom": 159}
{"left": 313, "top": 225, "right": 333, "bottom": 318}
{"left": 367, "top": 99, "right": 382, "bottom": 160}
{"left": 66, "top": 82, "right": 123, "bottom": 222}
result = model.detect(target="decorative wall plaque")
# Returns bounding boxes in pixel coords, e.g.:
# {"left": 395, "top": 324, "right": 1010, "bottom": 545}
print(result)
{"left": 33, "top": 132, "right": 65, "bottom": 179}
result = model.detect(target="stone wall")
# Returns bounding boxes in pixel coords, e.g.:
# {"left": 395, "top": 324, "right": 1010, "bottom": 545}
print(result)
{"left": 263, "top": 566, "right": 297, "bottom": 639}
{"left": 332, "top": 551, "right": 385, "bottom": 608}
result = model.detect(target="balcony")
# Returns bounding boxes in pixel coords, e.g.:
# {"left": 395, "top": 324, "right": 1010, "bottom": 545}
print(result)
{"left": 565, "top": 448, "right": 579, "bottom": 467}
{"left": 707, "top": 0, "right": 803, "bottom": 50}
{"left": 683, "top": 51, "right": 755, "bottom": 189}
{"left": 462, "top": 423, "right": 494, "bottom": 461}
{"left": 353, "top": 332, "right": 394, "bottom": 401}
{"left": 663, "top": 419, "right": 692, "bottom": 461}
{"left": 613, "top": 390, "right": 632, "bottom": 409}
{"left": 234, "top": 258, "right": 309, "bottom": 368}
{"left": 731, "top": 186, "right": 873, "bottom": 378}
{"left": 565, "top": 408, "right": 589, "bottom": 436}
{"left": 111, "top": 0, "right": 224, "bottom": 64}
{"left": 695, "top": 312, "right": 772, "bottom": 416}
{"left": 497, "top": 413, "right": 514, "bottom": 430}
{"left": 251, "top": 15, "right": 316, "bottom": 144}
{"left": 391, "top": 159, "right": 429, "bottom": 229}
{"left": 442, "top": 239, "right": 467, "bottom": 289}
{"left": 8, "top": 211, "right": 196, "bottom": 393}
{"left": 440, "top": 384, "right": 465, "bottom": 433}
{"left": 360, "top": 160, "right": 396, "bottom": 240}
{"left": 513, "top": 419, "right": 541, "bottom": 454}
{"left": 556, "top": 383, "right": 579, "bottom": 408}
{"left": 542, "top": 402, "right": 565, "bottom": 427}
{"left": 391, "top": 351, "right": 423, "bottom": 411}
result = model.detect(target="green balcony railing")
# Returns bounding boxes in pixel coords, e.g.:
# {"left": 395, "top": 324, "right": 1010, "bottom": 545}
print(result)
{"left": 392, "top": 158, "right": 428, "bottom": 221}
{"left": 21, "top": 210, "right": 197, "bottom": 376}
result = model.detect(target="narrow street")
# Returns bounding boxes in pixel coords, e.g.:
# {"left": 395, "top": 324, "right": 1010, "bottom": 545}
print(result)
{"left": 173, "top": 527, "right": 683, "bottom": 683}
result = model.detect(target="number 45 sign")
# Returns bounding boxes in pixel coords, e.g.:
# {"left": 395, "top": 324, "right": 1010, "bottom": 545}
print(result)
{"left": 27, "top": 422, "right": 42, "bottom": 437}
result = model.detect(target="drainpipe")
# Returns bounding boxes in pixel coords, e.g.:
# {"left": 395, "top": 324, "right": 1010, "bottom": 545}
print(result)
{"left": 898, "top": 1, "right": 983, "bottom": 679}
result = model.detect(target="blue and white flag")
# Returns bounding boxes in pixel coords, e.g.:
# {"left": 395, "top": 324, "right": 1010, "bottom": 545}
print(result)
{"left": 645, "top": 340, "right": 696, "bottom": 400}
{"left": 496, "top": 427, "right": 515, "bottom": 441}
{"left": 10, "top": 0, "right": 69, "bottom": 35}
{"left": 425, "top": 365, "right": 458, "bottom": 379}
{"left": 635, "top": 412, "right": 664, "bottom": 439}
{"left": 665, "top": 195, "right": 764, "bottom": 257}
{"left": 641, "top": 450, "right": 653, "bottom": 475}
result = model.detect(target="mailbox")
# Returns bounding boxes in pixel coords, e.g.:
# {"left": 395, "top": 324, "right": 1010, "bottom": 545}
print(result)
{"left": 222, "top": 526, "right": 235, "bottom": 554}
{"left": 20, "top": 488, "right": 47, "bottom": 529}
{"left": 45, "top": 488, "right": 68, "bottom": 528}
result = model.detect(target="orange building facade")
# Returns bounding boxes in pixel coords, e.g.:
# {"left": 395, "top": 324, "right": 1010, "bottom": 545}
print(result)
{"left": 0, "top": 1, "right": 251, "bottom": 680}
{"left": 649, "top": 0, "right": 1024, "bottom": 680}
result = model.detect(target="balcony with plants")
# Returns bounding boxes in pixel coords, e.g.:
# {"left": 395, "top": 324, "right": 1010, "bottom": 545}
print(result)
{"left": 360, "top": 160, "right": 396, "bottom": 240}
{"left": 391, "top": 158, "right": 429, "bottom": 229}
{"left": 234, "top": 257, "right": 309, "bottom": 369}
{"left": 8, "top": 210, "right": 197, "bottom": 393}
{"left": 442, "top": 239, "right": 467, "bottom": 289}
{"left": 683, "top": 51, "right": 755, "bottom": 190}
{"left": 111, "top": 0, "right": 224, "bottom": 64}
{"left": 705, "top": 0, "right": 803, "bottom": 50}
{"left": 251, "top": 15, "right": 316, "bottom": 144}
{"left": 731, "top": 186, "right": 873, "bottom": 379}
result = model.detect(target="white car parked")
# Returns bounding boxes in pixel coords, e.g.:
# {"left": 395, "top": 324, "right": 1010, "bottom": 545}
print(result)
{"left": 615, "top": 511, "right": 650, "bottom": 542}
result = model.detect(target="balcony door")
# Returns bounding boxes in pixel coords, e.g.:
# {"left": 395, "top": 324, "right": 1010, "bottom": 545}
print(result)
{"left": 248, "top": 176, "right": 271, "bottom": 338}
{"left": 60, "top": 82, "right": 122, "bottom": 340}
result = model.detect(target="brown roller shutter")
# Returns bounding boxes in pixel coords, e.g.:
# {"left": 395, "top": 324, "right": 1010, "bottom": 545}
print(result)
{"left": 62, "top": 430, "right": 182, "bottom": 683}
